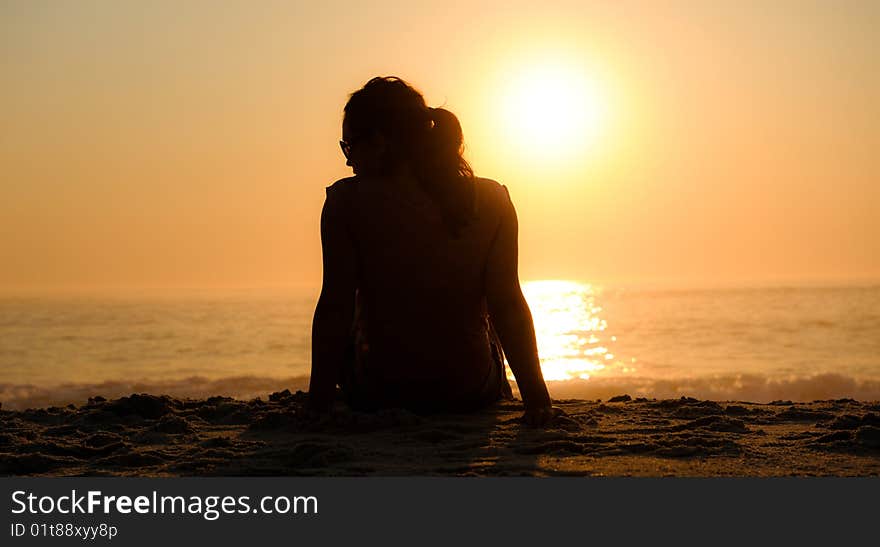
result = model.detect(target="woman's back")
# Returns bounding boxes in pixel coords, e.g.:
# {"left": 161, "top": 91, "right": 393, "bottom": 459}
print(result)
{"left": 326, "top": 174, "right": 513, "bottom": 404}
{"left": 309, "top": 76, "right": 553, "bottom": 423}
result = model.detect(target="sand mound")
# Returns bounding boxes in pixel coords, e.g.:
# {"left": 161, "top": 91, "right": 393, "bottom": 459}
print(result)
{"left": 1, "top": 393, "right": 879, "bottom": 476}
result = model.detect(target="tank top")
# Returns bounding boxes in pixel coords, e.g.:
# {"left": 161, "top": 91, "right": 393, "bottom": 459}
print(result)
{"left": 325, "top": 174, "right": 514, "bottom": 405}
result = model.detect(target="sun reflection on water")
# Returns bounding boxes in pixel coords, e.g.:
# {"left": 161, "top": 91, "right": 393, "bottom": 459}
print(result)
{"left": 516, "top": 280, "right": 620, "bottom": 382}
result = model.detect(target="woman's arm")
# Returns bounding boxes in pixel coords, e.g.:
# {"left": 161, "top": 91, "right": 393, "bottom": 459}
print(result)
{"left": 308, "top": 188, "right": 358, "bottom": 412}
{"left": 485, "top": 185, "right": 555, "bottom": 425}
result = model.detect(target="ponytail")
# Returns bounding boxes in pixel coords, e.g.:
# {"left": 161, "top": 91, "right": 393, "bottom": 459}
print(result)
{"left": 344, "top": 77, "right": 476, "bottom": 238}
{"left": 417, "top": 107, "right": 475, "bottom": 238}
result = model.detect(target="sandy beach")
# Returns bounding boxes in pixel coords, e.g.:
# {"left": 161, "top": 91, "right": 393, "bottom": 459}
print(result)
{"left": 2, "top": 391, "right": 879, "bottom": 476}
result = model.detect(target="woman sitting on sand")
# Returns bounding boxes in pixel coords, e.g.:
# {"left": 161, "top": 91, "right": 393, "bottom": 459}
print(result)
{"left": 308, "top": 76, "right": 557, "bottom": 426}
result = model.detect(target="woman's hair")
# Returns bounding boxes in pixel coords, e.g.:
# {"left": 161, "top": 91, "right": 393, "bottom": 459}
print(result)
{"left": 343, "top": 76, "right": 475, "bottom": 238}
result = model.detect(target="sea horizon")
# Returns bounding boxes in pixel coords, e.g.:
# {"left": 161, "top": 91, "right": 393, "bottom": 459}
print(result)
{"left": 2, "top": 280, "right": 878, "bottom": 410}
{"left": 2, "top": 275, "right": 879, "bottom": 296}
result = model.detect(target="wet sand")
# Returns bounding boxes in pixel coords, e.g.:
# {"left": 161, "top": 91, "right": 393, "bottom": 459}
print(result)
{"left": 2, "top": 392, "right": 879, "bottom": 476}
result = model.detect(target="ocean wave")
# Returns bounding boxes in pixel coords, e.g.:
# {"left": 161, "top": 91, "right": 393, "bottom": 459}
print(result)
{"left": 542, "top": 373, "right": 880, "bottom": 403}
{"left": 1, "top": 372, "right": 879, "bottom": 410}
{"left": 0, "top": 375, "right": 311, "bottom": 411}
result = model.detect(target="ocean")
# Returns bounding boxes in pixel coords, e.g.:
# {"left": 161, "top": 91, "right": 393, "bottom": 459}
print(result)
{"left": 2, "top": 282, "right": 879, "bottom": 409}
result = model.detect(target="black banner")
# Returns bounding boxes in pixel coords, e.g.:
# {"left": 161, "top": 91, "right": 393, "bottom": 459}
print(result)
{"left": 1, "top": 478, "right": 877, "bottom": 545}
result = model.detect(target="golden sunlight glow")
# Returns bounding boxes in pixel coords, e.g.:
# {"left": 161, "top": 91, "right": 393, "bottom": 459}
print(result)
{"left": 519, "top": 280, "right": 610, "bottom": 381}
{"left": 498, "top": 62, "right": 607, "bottom": 161}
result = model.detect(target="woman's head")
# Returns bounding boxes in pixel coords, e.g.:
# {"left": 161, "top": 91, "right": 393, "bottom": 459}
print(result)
{"left": 342, "top": 76, "right": 475, "bottom": 237}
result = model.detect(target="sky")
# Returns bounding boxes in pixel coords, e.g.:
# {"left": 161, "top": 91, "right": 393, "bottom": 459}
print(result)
{"left": 2, "top": 0, "right": 878, "bottom": 292}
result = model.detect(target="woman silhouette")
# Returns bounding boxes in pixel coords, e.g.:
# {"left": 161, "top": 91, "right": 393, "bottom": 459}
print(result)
{"left": 308, "top": 76, "right": 556, "bottom": 425}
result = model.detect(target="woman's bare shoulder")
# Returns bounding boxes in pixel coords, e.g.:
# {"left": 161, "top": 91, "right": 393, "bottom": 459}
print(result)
{"left": 473, "top": 176, "right": 502, "bottom": 188}
{"left": 473, "top": 177, "right": 511, "bottom": 205}
{"left": 326, "top": 176, "right": 359, "bottom": 192}
{"left": 473, "top": 176, "right": 509, "bottom": 196}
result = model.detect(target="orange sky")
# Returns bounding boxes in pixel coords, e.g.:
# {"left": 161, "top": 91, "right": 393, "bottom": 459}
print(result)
{"left": 2, "top": 1, "right": 878, "bottom": 292}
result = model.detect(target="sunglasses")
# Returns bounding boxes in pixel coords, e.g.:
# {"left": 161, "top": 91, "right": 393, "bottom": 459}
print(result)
{"left": 339, "top": 137, "right": 361, "bottom": 160}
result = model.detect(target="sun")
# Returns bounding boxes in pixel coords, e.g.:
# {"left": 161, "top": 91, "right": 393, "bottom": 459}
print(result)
{"left": 499, "top": 62, "right": 607, "bottom": 161}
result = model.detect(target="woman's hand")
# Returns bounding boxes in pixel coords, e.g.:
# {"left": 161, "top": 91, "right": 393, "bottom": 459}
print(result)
{"left": 522, "top": 404, "right": 566, "bottom": 427}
